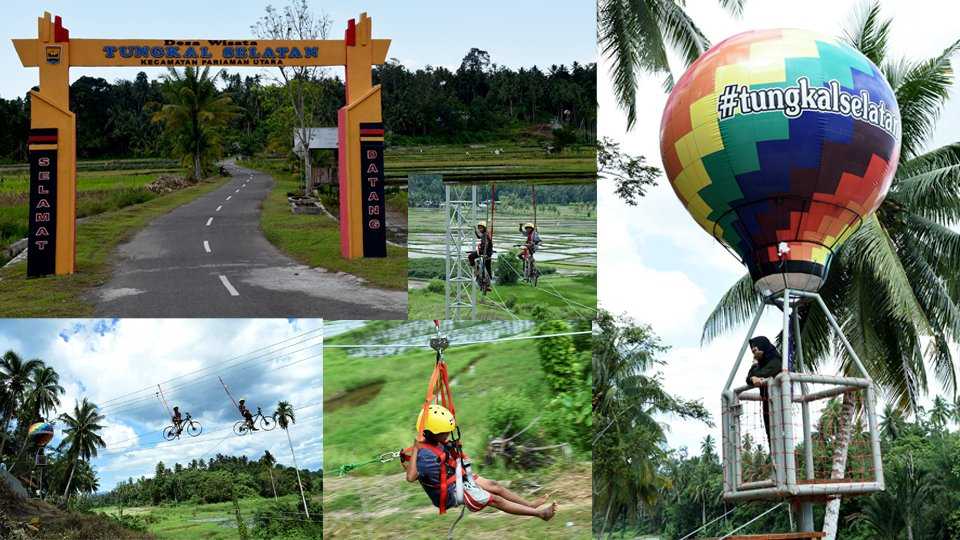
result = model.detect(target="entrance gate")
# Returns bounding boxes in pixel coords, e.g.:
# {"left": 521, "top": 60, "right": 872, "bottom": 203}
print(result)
{"left": 13, "top": 11, "right": 390, "bottom": 276}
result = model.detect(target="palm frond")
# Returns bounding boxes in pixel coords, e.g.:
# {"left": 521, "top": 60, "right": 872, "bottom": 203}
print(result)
{"left": 840, "top": 0, "right": 891, "bottom": 66}
{"left": 842, "top": 215, "right": 932, "bottom": 335}
{"left": 893, "top": 39, "right": 960, "bottom": 159}
{"left": 701, "top": 273, "right": 760, "bottom": 344}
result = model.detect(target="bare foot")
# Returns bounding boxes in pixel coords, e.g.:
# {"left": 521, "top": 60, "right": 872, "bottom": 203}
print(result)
{"left": 538, "top": 502, "right": 557, "bottom": 521}
{"left": 532, "top": 491, "right": 556, "bottom": 508}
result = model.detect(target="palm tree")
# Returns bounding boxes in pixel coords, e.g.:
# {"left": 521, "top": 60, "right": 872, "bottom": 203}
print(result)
{"left": 0, "top": 351, "right": 43, "bottom": 462}
{"left": 153, "top": 66, "right": 237, "bottom": 180}
{"left": 593, "top": 311, "right": 711, "bottom": 537}
{"left": 274, "top": 401, "right": 309, "bottom": 518}
{"left": 879, "top": 403, "right": 906, "bottom": 440}
{"left": 597, "top": 0, "right": 744, "bottom": 128}
{"left": 261, "top": 450, "right": 279, "bottom": 502}
{"left": 929, "top": 396, "right": 951, "bottom": 432}
{"left": 58, "top": 398, "right": 106, "bottom": 501}
{"left": 702, "top": 4, "right": 960, "bottom": 536}
{"left": 10, "top": 364, "right": 64, "bottom": 473}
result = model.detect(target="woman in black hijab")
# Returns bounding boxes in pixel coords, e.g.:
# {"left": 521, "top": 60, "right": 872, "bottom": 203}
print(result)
{"left": 746, "top": 336, "right": 782, "bottom": 447}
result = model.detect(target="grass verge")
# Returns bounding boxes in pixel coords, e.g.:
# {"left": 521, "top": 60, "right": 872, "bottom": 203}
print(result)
{"left": 247, "top": 158, "right": 407, "bottom": 290}
{"left": 0, "top": 177, "right": 229, "bottom": 316}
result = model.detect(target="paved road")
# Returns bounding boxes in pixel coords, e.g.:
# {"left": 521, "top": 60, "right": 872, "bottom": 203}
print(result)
{"left": 93, "top": 162, "right": 407, "bottom": 318}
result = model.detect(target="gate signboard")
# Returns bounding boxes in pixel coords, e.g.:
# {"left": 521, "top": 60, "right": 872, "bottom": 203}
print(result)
{"left": 13, "top": 12, "right": 389, "bottom": 276}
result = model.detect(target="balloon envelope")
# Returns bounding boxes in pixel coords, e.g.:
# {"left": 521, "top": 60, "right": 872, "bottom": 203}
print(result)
{"left": 27, "top": 422, "right": 54, "bottom": 447}
{"left": 660, "top": 29, "right": 900, "bottom": 295}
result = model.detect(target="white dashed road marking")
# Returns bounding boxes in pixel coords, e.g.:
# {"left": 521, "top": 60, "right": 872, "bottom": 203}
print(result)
{"left": 226, "top": 195, "right": 232, "bottom": 201}
{"left": 218, "top": 275, "right": 240, "bottom": 296}
{"left": 203, "top": 241, "right": 211, "bottom": 253}
{"left": 206, "top": 217, "right": 213, "bottom": 226}
{"left": 216, "top": 205, "right": 222, "bottom": 212}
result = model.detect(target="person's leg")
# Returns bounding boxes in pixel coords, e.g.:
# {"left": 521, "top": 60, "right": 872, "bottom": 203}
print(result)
{"left": 487, "top": 494, "right": 556, "bottom": 520}
{"left": 475, "top": 477, "right": 539, "bottom": 508}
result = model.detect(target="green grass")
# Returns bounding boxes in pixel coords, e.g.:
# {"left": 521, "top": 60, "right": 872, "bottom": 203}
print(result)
{"left": 0, "top": 177, "right": 229, "bottom": 316}
{"left": 0, "top": 166, "right": 182, "bottom": 248}
{"left": 247, "top": 158, "right": 408, "bottom": 290}
{"left": 323, "top": 330, "right": 591, "bottom": 539}
{"left": 408, "top": 274, "right": 597, "bottom": 320}
{"left": 94, "top": 494, "right": 313, "bottom": 540}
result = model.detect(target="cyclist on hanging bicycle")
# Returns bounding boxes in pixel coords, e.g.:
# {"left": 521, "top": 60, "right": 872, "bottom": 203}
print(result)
{"left": 171, "top": 406, "right": 184, "bottom": 435}
{"left": 238, "top": 399, "right": 259, "bottom": 431}
{"left": 467, "top": 221, "right": 493, "bottom": 293}
{"left": 517, "top": 222, "right": 541, "bottom": 261}
{"left": 400, "top": 404, "right": 557, "bottom": 520}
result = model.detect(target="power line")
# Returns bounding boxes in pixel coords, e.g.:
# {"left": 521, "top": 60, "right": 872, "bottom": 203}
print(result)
{"left": 98, "top": 345, "right": 323, "bottom": 418}
{"left": 96, "top": 327, "right": 323, "bottom": 408}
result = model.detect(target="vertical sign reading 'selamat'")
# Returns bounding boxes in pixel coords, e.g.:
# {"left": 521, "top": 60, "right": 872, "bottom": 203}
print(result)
{"left": 359, "top": 122, "right": 386, "bottom": 257}
{"left": 27, "top": 128, "right": 58, "bottom": 276}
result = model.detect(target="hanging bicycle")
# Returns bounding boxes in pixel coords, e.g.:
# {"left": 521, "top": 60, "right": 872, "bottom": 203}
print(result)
{"left": 163, "top": 412, "right": 203, "bottom": 440}
{"left": 234, "top": 407, "right": 277, "bottom": 435}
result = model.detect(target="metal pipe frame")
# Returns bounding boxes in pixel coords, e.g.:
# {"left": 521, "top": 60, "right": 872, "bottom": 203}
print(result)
{"left": 722, "top": 289, "right": 884, "bottom": 510}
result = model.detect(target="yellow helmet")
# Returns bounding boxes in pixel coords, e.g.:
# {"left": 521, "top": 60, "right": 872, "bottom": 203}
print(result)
{"left": 523, "top": 222, "right": 535, "bottom": 230}
{"left": 476, "top": 221, "right": 487, "bottom": 229}
{"left": 417, "top": 404, "right": 456, "bottom": 434}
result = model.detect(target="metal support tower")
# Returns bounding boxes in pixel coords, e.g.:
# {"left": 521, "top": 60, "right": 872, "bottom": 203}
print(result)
{"left": 721, "top": 289, "right": 884, "bottom": 533}
{"left": 444, "top": 183, "right": 477, "bottom": 319}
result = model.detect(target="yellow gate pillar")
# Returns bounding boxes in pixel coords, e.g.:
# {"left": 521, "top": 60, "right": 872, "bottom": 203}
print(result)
{"left": 338, "top": 13, "right": 387, "bottom": 258}
{"left": 13, "top": 13, "right": 77, "bottom": 276}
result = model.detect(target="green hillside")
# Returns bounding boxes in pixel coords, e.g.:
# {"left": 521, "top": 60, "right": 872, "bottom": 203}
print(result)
{"left": 323, "top": 322, "right": 592, "bottom": 539}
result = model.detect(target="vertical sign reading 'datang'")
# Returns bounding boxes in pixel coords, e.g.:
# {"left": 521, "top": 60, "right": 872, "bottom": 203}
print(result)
{"left": 27, "top": 128, "right": 58, "bottom": 277}
{"left": 359, "top": 122, "right": 386, "bottom": 257}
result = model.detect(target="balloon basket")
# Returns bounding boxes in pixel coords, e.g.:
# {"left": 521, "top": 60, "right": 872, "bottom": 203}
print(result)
{"left": 720, "top": 289, "right": 884, "bottom": 530}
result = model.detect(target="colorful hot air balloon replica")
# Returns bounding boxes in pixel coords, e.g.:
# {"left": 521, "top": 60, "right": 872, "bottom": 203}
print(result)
{"left": 660, "top": 29, "right": 900, "bottom": 295}
{"left": 28, "top": 422, "right": 54, "bottom": 448}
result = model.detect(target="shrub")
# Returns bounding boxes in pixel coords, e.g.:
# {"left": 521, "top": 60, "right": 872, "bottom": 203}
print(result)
{"left": 426, "top": 278, "right": 445, "bottom": 294}
{"left": 536, "top": 320, "right": 580, "bottom": 392}
{"left": 485, "top": 394, "right": 534, "bottom": 441}
{"left": 495, "top": 249, "right": 521, "bottom": 285}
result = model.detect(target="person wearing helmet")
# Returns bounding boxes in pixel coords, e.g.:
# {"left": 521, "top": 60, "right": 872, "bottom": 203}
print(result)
{"left": 401, "top": 404, "right": 557, "bottom": 520}
{"left": 517, "top": 222, "right": 541, "bottom": 261}
{"left": 238, "top": 399, "right": 258, "bottom": 431}
{"left": 467, "top": 221, "right": 493, "bottom": 292}
{"left": 171, "top": 406, "right": 183, "bottom": 435}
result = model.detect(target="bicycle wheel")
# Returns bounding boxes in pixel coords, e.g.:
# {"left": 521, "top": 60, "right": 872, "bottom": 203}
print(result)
{"left": 186, "top": 421, "right": 202, "bottom": 437}
{"left": 260, "top": 415, "right": 277, "bottom": 431}
{"left": 233, "top": 421, "right": 247, "bottom": 436}
{"left": 531, "top": 260, "right": 539, "bottom": 286}
{"left": 162, "top": 425, "right": 177, "bottom": 441}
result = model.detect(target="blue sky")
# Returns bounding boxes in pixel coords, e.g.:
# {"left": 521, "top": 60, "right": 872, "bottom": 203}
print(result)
{"left": 0, "top": 0, "right": 596, "bottom": 99}
{"left": 0, "top": 318, "right": 323, "bottom": 491}
{"left": 598, "top": 0, "right": 960, "bottom": 455}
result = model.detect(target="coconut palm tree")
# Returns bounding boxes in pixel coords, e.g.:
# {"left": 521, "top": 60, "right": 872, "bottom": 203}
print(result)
{"left": 274, "top": 401, "right": 309, "bottom": 518}
{"left": 701, "top": 4, "right": 960, "bottom": 537}
{"left": 597, "top": 0, "right": 744, "bottom": 128}
{"left": 0, "top": 351, "right": 43, "bottom": 462}
{"left": 261, "top": 450, "right": 279, "bottom": 502}
{"left": 593, "top": 311, "right": 711, "bottom": 537}
{"left": 153, "top": 66, "right": 237, "bottom": 180}
{"left": 929, "top": 396, "right": 951, "bottom": 431}
{"left": 58, "top": 398, "right": 106, "bottom": 502}
{"left": 879, "top": 403, "right": 906, "bottom": 441}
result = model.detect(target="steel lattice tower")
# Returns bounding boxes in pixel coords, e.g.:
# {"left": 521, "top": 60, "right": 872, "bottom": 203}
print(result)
{"left": 444, "top": 183, "right": 477, "bottom": 319}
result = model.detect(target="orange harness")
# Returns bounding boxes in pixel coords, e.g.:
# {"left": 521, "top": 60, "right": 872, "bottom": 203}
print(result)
{"left": 401, "top": 320, "right": 462, "bottom": 514}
